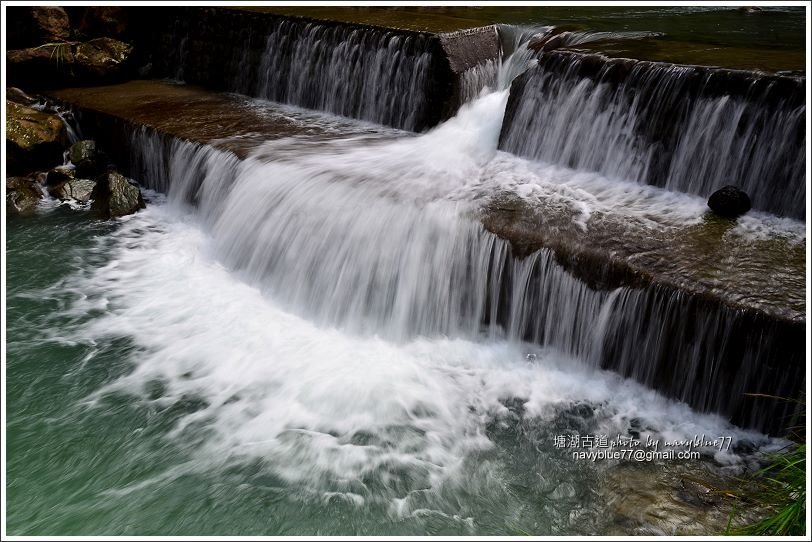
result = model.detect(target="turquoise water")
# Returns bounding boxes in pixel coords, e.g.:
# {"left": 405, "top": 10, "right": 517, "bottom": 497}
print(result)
{"left": 6, "top": 206, "right": 601, "bottom": 535}
{"left": 5, "top": 192, "right": 766, "bottom": 536}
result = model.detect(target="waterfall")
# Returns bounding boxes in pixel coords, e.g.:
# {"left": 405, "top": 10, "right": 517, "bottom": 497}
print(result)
{"left": 117, "top": 104, "right": 801, "bottom": 434}
{"left": 58, "top": 22, "right": 803, "bottom": 434}
{"left": 252, "top": 22, "right": 435, "bottom": 130}
{"left": 499, "top": 53, "right": 806, "bottom": 219}
{"left": 158, "top": 10, "right": 445, "bottom": 131}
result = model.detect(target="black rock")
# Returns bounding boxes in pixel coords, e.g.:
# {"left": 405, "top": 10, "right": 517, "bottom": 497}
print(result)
{"left": 707, "top": 185, "right": 752, "bottom": 218}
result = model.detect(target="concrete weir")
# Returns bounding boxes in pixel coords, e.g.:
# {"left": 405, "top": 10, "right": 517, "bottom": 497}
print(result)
{"left": 47, "top": 79, "right": 804, "bottom": 435}
{"left": 499, "top": 50, "right": 806, "bottom": 219}
{"left": 130, "top": 6, "right": 500, "bottom": 131}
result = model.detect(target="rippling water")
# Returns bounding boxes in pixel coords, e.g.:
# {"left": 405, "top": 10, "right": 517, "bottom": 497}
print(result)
{"left": 7, "top": 200, "right": 774, "bottom": 535}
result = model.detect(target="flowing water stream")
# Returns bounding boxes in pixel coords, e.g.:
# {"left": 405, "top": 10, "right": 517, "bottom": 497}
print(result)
{"left": 6, "top": 25, "right": 803, "bottom": 536}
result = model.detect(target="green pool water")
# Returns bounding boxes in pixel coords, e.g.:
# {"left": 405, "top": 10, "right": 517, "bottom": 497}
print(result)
{"left": 5, "top": 203, "right": 764, "bottom": 536}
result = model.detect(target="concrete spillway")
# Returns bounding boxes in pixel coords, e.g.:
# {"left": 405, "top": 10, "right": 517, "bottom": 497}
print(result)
{"left": 46, "top": 79, "right": 804, "bottom": 434}
{"left": 128, "top": 7, "right": 806, "bottom": 218}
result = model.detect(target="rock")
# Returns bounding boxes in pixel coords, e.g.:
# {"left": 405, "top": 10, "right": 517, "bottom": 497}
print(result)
{"left": 6, "top": 87, "right": 37, "bottom": 106}
{"left": 676, "top": 478, "right": 721, "bottom": 508}
{"left": 92, "top": 172, "right": 145, "bottom": 218}
{"left": 732, "top": 439, "right": 757, "bottom": 455}
{"left": 707, "top": 185, "right": 752, "bottom": 218}
{"left": 6, "top": 101, "right": 67, "bottom": 175}
{"left": 137, "top": 63, "right": 153, "bottom": 78}
{"left": 6, "top": 176, "right": 43, "bottom": 216}
{"left": 45, "top": 165, "right": 76, "bottom": 186}
{"left": 51, "top": 178, "right": 97, "bottom": 203}
{"left": 75, "top": 38, "right": 133, "bottom": 80}
{"left": 69, "top": 140, "right": 101, "bottom": 176}
{"left": 5, "top": 7, "right": 70, "bottom": 49}
{"left": 45, "top": 164, "right": 97, "bottom": 204}
{"left": 78, "top": 7, "right": 129, "bottom": 39}
{"left": 7, "top": 38, "right": 133, "bottom": 88}
{"left": 30, "top": 7, "right": 71, "bottom": 43}
{"left": 6, "top": 43, "right": 77, "bottom": 87}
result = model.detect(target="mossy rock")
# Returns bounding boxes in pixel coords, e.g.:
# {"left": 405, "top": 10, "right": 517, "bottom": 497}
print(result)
{"left": 68, "top": 139, "right": 104, "bottom": 176}
{"left": 91, "top": 171, "right": 145, "bottom": 218}
{"left": 75, "top": 38, "right": 133, "bottom": 79}
{"left": 7, "top": 37, "right": 133, "bottom": 88}
{"left": 6, "top": 176, "right": 43, "bottom": 216}
{"left": 5, "top": 6, "right": 70, "bottom": 49}
{"left": 50, "top": 178, "right": 97, "bottom": 203}
{"left": 6, "top": 100, "right": 67, "bottom": 175}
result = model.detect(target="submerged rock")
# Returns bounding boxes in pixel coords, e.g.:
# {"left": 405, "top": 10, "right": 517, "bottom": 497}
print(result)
{"left": 707, "top": 185, "right": 752, "bottom": 218}
{"left": 91, "top": 171, "right": 145, "bottom": 218}
{"left": 6, "top": 101, "right": 67, "bottom": 175}
{"left": 6, "top": 176, "right": 43, "bottom": 216}
{"left": 6, "top": 6, "right": 70, "bottom": 49}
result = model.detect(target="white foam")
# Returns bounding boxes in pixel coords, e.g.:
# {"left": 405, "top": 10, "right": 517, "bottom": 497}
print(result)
{"left": 53, "top": 205, "right": 767, "bottom": 505}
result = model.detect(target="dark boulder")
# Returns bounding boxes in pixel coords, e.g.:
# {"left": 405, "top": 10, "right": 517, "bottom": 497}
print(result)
{"left": 75, "top": 38, "right": 133, "bottom": 80}
{"left": 77, "top": 7, "right": 129, "bottom": 39}
{"left": 6, "top": 176, "right": 43, "bottom": 216}
{"left": 707, "top": 185, "right": 752, "bottom": 218}
{"left": 7, "top": 38, "right": 133, "bottom": 88}
{"left": 45, "top": 165, "right": 76, "bottom": 186}
{"left": 91, "top": 171, "right": 146, "bottom": 218}
{"left": 6, "top": 101, "right": 67, "bottom": 175}
{"left": 69, "top": 140, "right": 102, "bottom": 176}
{"left": 5, "top": 7, "right": 70, "bottom": 49}
{"left": 6, "top": 87, "right": 38, "bottom": 106}
{"left": 7, "top": 43, "right": 77, "bottom": 87}
{"left": 51, "top": 178, "right": 97, "bottom": 204}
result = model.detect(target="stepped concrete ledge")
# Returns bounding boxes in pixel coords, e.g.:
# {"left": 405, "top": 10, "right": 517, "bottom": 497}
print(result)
{"left": 46, "top": 80, "right": 804, "bottom": 323}
{"left": 481, "top": 194, "right": 804, "bottom": 323}
{"left": 46, "top": 80, "right": 805, "bottom": 433}
{"left": 522, "top": 49, "right": 805, "bottom": 104}
{"left": 230, "top": 6, "right": 805, "bottom": 74}
{"left": 130, "top": 6, "right": 500, "bottom": 130}
{"left": 124, "top": 7, "right": 801, "bottom": 131}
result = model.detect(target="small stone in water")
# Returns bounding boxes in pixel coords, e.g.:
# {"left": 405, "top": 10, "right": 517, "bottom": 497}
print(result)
{"left": 707, "top": 185, "right": 751, "bottom": 218}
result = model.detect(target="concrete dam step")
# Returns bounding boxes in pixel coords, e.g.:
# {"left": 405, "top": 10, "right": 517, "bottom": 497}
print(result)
{"left": 46, "top": 79, "right": 804, "bottom": 434}
{"left": 124, "top": 6, "right": 806, "bottom": 219}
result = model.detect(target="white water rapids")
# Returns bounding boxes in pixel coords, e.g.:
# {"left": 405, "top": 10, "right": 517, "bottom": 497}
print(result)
{"left": 40, "top": 31, "right": 798, "bottom": 522}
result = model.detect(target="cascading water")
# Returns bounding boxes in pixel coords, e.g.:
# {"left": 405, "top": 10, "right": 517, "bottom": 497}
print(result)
{"left": 8, "top": 20, "right": 804, "bottom": 536}
{"left": 252, "top": 22, "right": 436, "bottom": 130}
{"left": 160, "top": 11, "right": 445, "bottom": 131}
{"left": 499, "top": 53, "right": 806, "bottom": 219}
{"left": 109, "top": 29, "right": 804, "bottom": 433}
